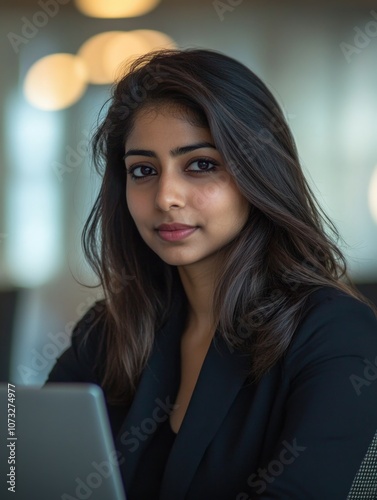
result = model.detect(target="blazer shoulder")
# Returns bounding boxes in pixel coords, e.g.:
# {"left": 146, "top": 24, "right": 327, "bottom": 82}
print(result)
{"left": 284, "top": 286, "right": 377, "bottom": 375}
{"left": 71, "top": 299, "right": 107, "bottom": 344}
{"left": 46, "top": 299, "right": 108, "bottom": 384}
{"left": 298, "top": 284, "right": 377, "bottom": 327}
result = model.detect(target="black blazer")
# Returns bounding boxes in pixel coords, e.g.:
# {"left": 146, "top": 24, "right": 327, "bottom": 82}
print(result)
{"left": 46, "top": 286, "right": 377, "bottom": 499}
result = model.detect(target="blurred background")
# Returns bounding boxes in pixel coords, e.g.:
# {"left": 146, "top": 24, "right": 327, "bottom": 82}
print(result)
{"left": 1, "top": 0, "right": 376, "bottom": 386}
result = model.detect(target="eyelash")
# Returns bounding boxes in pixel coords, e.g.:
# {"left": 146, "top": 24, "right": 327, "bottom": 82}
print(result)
{"left": 126, "top": 158, "right": 219, "bottom": 180}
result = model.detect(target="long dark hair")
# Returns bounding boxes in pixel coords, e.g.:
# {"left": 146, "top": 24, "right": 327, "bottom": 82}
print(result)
{"left": 82, "top": 48, "right": 376, "bottom": 405}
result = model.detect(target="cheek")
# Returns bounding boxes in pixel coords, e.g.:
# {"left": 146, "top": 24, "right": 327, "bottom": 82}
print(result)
{"left": 190, "top": 173, "right": 232, "bottom": 210}
{"left": 234, "top": 197, "right": 250, "bottom": 227}
{"left": 227, "top": 181, "right": 250, "bottom": 219}
{"left": 126, "top": 190, "right": 145, "bottom": 223}
{"left": 217, "top": 192, "right": 250, "bottom": 230}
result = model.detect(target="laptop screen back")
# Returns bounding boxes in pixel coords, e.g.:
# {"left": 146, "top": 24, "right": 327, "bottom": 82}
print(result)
{"left": 0, "top": 383, "right": 126, "bottom": 500}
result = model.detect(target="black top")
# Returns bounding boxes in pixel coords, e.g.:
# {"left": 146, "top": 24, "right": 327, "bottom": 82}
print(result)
{"left": 46, "top": 286, "right": 377, "bottom": 499}
{"left": 128, "top": 418, "right": 177, "bottom": 499}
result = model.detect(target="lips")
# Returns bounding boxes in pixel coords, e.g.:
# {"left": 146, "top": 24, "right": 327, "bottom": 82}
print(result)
{"left": 156, "top": 223, "right": 197, "bottom": 231}
{"left": 156, "top": 223, "right": 198, "bottom": 242}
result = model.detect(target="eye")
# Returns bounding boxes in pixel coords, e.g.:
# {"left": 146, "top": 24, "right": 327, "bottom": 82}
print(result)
{"left": 187, "top": 158, "right": 219, "bottom": 173}
{"left": 126, "top": 164, "right": 157, "bottom": 180}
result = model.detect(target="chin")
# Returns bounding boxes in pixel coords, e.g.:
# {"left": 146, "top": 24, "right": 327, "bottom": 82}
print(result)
{"left": 151, "top": 249, "right": 202, "bottom": 267}
{"left": 157, "top": 256, "right": 195, "bottom": 267}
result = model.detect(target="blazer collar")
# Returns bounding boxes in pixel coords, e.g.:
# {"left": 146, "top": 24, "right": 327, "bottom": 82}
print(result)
{"left": 160, "top": 329, "right": 251, "bottom": 499}
{"left": 115, "top": 291, "right": 251, "bottom": 499}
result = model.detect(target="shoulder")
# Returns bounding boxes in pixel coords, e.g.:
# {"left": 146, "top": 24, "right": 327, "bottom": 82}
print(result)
{"left": 71, "top": 299, "right": 107, "bottom": 340}
{"left": 299, "top": 285, "right": 377, "bottom": 332}
{"left": 46, "top": 299, "right": 108, "bottom": 384}
{"left": 284, "top": 286, "right": 377, "bottom": 374}
{"left": 70, "top": 299, "right": 108, "bottom": 361}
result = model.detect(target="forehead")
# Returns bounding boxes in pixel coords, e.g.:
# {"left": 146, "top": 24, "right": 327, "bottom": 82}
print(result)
{"left": 125, "top": 103, "right": 212, "bottom": 146}
{"left": 135, "top": 100, "right": 206, "bottom": 125}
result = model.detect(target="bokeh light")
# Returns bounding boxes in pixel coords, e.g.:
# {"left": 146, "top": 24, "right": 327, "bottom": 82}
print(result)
{"left": 24, "top": 53, "right": 88, "bottom": 111}
{"left": 77, "top": 31, "right": 126, "bottom": 85}
{"left": 132, "top": 29, "right": 176, "bottom": 51}
{"left": 78, "top": 30, "right": 175, "bottom": 84}
{"left": 74, "top": 0, "right": 161, "bottom": 18}
{"left": 102, "top": 31, "right": 152, "bottom": 80}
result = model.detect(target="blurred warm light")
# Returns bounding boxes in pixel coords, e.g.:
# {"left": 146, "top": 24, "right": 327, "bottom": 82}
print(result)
{"left": 368, "top": 165, "right": 377, "bottom": 225}
{"left": 78, "top": 31, "right": 125, "bottom": 85}
{"left": 133, "top": 29, "right": 176, "bottom": 50}
{"left": 74, "top": 0, "right": 161, "bottom": 18}
{"left": 78, "top": 30, "right": 175, "bottom": 84}
{"left": 24, "top": 54, "right": 88, "bottom": 111}
{"left": 102, "top": 31, "right": 154, "bottom": 79}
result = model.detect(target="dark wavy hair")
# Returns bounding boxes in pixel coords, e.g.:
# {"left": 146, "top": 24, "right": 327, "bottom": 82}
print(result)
{"left": 82, "top": 48, "right": 375, "bottom": 405}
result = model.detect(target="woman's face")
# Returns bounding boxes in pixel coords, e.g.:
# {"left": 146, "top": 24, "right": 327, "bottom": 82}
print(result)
{"left": 125, "top": 105, "right": 250, "bottom": 270}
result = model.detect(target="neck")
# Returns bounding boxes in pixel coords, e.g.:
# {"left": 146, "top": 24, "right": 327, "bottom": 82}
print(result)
{"left": 177, "top": 258, "right": 220, "bottom": 339}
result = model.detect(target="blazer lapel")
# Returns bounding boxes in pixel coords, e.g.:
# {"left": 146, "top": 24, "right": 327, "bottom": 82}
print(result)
{"left": 114, "top": 294, "right": 187, "bottom": 491}
{"left": 115, "top": 289, "right": 251, "bottom": 499}
{"left": 159, "top": 333, "right": 251, "bottom": 500}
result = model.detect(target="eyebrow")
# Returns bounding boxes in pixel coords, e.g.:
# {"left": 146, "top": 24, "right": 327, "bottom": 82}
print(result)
{"left": 123, "top": 141, "right": 217, "bottom": 160}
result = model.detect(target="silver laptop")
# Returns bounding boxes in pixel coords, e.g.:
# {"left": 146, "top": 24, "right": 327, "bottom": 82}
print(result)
{"left": 0, "top": 383, "right": 126, "bottom": 500}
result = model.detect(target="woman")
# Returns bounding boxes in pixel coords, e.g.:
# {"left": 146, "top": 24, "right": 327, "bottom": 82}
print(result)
{"left": 47, "top": 48, "right": 377, "bottom": 499}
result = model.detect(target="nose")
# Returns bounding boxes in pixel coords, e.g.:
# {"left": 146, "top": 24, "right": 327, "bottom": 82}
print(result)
{"left": 154, "top": 171, "right": 186, "bottom": 211}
